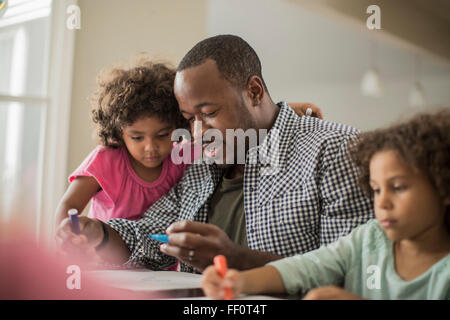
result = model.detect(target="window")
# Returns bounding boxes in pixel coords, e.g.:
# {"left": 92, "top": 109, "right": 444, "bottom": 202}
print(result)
{"left": 0, "top": 0, "right": 76, "bottom": 241}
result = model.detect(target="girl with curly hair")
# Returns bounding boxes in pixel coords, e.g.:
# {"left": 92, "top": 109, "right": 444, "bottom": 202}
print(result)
{"left": 202, "top": 109, "right": 450, "bottom": 299}
{"left": 55, "top": 59, "right": 191, "bottom": 228}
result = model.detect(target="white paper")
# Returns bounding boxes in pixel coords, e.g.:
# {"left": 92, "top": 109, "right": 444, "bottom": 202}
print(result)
{"left": 88, "top": 269, "right": 202, "bottom": 291}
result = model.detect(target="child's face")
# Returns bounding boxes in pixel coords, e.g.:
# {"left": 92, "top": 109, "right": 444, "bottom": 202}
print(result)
{"left": 369, "top": 150, "right": 446, "bottom": 242}
{"left": 122, "top": 116, "right": 175, "bottom": 169}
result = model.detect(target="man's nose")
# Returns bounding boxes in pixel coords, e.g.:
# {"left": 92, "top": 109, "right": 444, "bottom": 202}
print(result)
{"left": 192, "top": 118, "right": 210, "bottom": 140}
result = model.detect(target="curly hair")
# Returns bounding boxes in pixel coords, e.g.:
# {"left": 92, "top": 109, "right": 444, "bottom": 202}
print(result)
{"left": 91, "top": 59, "right": 188, "bottom": 148}
{"left": 348, "top": 108, "right": 450, "bottom": 229}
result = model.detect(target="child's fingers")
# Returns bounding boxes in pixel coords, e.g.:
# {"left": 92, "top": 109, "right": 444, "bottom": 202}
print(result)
{"left": 55, "top": 220, "right": 72, "bottom": 239}
{"left": 57, "top": 231, "right": 89, "bottom": 257}
{"left": 71, "top": 234, "right": 87, "bottom": 245}
{"left": 71, "top": 236, "right": 82, "bottom": 245}
{"left": 60, "top": 236, "right": 80, "bottom": 253}
{"left": 223, "top": 269, "right": 241, "bottom": 298}
{"left": 202, "top": 266, "right": 222, "bottom": 287}
{"left": 56, "top": 229, "right": 76, "bottom": 250}
{"left": 202, "top": 266, "right": 226, "bottom": 299}
{"left": 55, "top": 219, "right": 80, "bottom": 248}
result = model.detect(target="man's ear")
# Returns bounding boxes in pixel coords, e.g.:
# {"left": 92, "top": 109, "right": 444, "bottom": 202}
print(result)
{"left": 246, "top": 76, "right": 265, "bottom": 106}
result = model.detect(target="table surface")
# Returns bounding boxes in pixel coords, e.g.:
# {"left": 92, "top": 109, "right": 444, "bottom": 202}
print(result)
{"left": 88, "top": 268, "right": 299, "bottom": 300}
{"left": 115, "top": 287, "right": 298, "bottom": 300}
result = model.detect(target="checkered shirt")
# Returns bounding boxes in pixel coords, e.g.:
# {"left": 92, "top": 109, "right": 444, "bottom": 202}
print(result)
{"left": 107, "top": 101, "right": 374, "bottom": 273}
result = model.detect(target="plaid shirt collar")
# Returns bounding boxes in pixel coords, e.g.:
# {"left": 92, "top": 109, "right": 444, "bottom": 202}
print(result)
{"left": 251, "top": 101, "right": 297, "bottom": 172}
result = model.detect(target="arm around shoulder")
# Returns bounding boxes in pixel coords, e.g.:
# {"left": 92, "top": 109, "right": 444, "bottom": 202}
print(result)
{"left": 319, "top": 135, "right": 374, "bottom": 245}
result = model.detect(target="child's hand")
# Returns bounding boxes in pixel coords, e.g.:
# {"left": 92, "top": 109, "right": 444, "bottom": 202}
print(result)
{"left": 55, "top": 216, "right": 104, "bottom": 261}
{"left": 288, "top": 102, "right": 324, "bottom": 119}
{"left": 303, "top": 285, "right": 364, "bottom": 300}
{"left": 202, "top": 265, "right": 243, "bottom": 300}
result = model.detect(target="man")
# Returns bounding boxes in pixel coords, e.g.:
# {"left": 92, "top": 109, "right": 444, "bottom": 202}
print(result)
{"left": 57, "top": 35, "right": 373, "bottom": 273}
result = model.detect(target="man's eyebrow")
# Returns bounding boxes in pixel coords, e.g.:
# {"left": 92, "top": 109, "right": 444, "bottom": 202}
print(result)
{"left": 194, "top": 102, "right": 218, "bottom": 108}
{"left": 181, "top": 102, "right": 219, "bottom": 115}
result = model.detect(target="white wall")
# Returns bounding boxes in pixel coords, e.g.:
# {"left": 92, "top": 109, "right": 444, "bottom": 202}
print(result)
{"left": 207, "top": 0, "right": 450, "bottom": 131}
{"left": 66, "top": 0, "right": 450, "bottom": 181}
{"left": 68, "top": 0, "right": 207, "bottom": 179}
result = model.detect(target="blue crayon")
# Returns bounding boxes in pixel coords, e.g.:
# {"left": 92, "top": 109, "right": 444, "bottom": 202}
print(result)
{"left": 149, "top": 234, "right": 169, "bottom": 243}
{"left": 68, "top": 209, "right": 80, "bottom": 234}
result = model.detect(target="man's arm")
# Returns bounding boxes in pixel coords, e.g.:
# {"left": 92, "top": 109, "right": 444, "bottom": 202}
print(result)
{"left": 105, "top": 179, "right": 183, "bottom": 269}
{"left": 319, "top": 134, "right": 374, "bottom": 245}
{"left": 161, "top": 220, "right": 284, "bottom": 272}
{"left": 232, "top": 246, "right": 284, "bottom": 270}
{"left": 85, "top": 219, "right": 131, "bottom": 264}
{"left": 56, "top": 177, "right": 185, "bottom": 268}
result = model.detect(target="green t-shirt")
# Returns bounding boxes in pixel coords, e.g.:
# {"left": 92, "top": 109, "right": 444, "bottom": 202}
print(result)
{"left": 268, "top": 219, "right": 450, "bottom": 299}
{"left": 208, "top": 171, "right": 248, "bottom": 248}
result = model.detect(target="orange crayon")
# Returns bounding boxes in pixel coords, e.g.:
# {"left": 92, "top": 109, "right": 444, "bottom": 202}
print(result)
{"left": 213, "top": 255, "right": 232, "bottom": 300}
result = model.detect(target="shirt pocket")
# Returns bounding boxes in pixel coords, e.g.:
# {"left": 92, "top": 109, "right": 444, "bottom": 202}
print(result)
{"left": 266, "top": 188, "right": 320, "bottom": 255}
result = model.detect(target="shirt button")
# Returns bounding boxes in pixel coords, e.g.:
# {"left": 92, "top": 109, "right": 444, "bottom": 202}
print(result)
{"left": 139, "top": 248, "right": 145, "bottom": 254}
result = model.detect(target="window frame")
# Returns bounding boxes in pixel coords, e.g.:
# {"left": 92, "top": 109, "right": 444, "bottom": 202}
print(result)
{"left": 0, "top": 0, "right": 77, "bottom": 243}
{"left": 38, "top": 0, "right": 77, "bottom": 244}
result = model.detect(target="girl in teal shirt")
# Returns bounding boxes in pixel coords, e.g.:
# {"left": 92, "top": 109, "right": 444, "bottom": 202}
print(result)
{"left": 202, "top": 109, "right": 450, "bottom": 300}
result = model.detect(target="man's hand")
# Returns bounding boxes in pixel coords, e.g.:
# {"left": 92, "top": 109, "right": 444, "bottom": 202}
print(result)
{"left": 55, "top": 216, "right": 104, "bottom": 262}
{"left": 160, "top": 221, "right": 240, "bottom": 272}
{"left": 303, "top": 285, "right": 364, "bottom": 300}
{"left": 288, "top": 102, "right": 324, "bottom": 119}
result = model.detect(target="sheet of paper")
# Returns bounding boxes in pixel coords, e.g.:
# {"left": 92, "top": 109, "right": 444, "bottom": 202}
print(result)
{"left": 88, "top": 269, "right": 202, "bottom": 291}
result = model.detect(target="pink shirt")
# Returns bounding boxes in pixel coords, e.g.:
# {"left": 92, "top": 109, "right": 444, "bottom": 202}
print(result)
{"left": 69, "top": 146, "right": 188, "bottom": 222}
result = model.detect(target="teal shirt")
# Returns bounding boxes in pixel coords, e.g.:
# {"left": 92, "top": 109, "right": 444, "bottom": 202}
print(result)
{"left": 268, "top": 219, "right": 450, "bottom": 299}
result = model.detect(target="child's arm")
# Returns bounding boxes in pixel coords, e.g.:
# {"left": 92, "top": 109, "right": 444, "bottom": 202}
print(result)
{"left": 55, "top": 176, "right": 101, "bottom": 226}
{"left": 303, "top": 285, "right": 364, "bottom": 300}
{"left": 203, "top": 221, "right": 376, "bottom": 300}
{"left": 288, "top": 102, "right": 324, "bottom": 119}
{"left": 202, "top": 265, "right": 285, "bottom": 300}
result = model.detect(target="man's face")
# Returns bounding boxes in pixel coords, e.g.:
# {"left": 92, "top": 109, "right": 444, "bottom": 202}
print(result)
{"left": 174, "top": 59, "right": 255, "bottom": 166}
